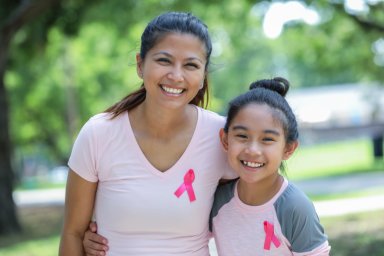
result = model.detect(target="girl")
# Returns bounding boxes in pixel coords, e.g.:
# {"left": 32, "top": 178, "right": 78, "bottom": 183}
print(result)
{"left": 210, "top": 77, "right": 331, "bottom": 255}
{"left": 59, "top": 12, "right": 236, "bottom": 256}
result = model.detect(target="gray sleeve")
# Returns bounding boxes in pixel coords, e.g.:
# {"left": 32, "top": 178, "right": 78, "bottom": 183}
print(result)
{"left": 209, "top": 179, "right": 237, "bottom": 232}
{"left": 275, "top": 183, "right": 328, "bottom": 253}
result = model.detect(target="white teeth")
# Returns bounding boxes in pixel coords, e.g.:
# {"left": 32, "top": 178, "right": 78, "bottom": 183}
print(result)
{"left": 161, "top": 85, "right": 183, "bottom": 94}
{"left": 242, "top": 161, "right": 264, "bottom": 168}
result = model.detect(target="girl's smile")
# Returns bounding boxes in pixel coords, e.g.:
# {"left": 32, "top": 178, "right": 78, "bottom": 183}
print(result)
{"left": 220, "top": 103, "right": 289, "bottom": 185}
{"left": 241, "top": 160, "right": 265, "bottom": 169}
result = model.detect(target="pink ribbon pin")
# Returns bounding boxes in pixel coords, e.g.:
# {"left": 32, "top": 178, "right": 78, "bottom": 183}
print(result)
{"left": 263, "top": 221, "right": 281, "bottom": 250}
{"left": 174, "top": 169, "right": 196, "bottom": 202}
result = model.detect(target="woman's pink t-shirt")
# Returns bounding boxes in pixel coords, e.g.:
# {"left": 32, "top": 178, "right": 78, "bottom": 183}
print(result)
{"left": 68, "top": 107, "right": 236, "bottom": 255}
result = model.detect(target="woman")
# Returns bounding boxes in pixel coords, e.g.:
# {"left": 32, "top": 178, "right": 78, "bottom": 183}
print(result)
{"left": 59, "top": 12, "right": 236, "bottom": 255}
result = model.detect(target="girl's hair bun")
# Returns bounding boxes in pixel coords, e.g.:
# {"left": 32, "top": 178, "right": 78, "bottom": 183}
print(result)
{"left": 249, "top": 77, "right": 289, "bottom": 97}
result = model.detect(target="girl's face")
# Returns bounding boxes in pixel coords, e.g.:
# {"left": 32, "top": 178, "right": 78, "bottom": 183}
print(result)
{"left": 137, "top": 33, "right": 207, "bottom": 110}
{"left": 220, "top": 103, "right": 297, "bottom": 185}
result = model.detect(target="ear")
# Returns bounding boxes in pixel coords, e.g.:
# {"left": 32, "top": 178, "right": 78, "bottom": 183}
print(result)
{"left": 283, "top": 140, "right": 299, "bottom": 160}
{"left": 199, "top": 81, "right": 204, "bottom": 90}
{"left": 136, "top": 53, "right": 143, "bottom": 78}
{"left": 219, "top": 128, "right": 229, "bottom": 151}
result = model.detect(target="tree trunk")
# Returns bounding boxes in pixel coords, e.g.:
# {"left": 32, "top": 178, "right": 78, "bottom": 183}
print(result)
{"left": 373, "top": 135, "right": 383, "bottom": 160}
{"left": 0, "top": 0, "right": 61, "bottom": 235}
{"left": 0, "top": 42, "right": 21, "bottom": 235}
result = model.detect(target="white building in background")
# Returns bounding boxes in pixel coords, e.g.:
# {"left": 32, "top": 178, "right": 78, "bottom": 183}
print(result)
{"left": 286, "top": 83, "right": 384, "bottom": 143}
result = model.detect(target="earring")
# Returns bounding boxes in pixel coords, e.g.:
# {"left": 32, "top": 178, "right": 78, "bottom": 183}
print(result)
{"left": 199, "top": 82, "right": 204, "bottom": 89}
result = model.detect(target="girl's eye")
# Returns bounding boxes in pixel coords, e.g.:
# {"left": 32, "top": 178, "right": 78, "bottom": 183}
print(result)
{"left": 263, "top": 137, "right": 275, "bottom": 142}
{"left": 235, "top": 134, "right": 247, "bottom": 139}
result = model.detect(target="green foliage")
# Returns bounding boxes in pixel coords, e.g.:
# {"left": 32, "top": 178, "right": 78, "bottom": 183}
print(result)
{"left": 4, "top": 0, "right": 384, "bottom": 170}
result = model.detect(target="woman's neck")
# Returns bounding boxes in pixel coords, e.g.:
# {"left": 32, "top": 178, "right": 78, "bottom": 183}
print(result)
{"left": 237, "top": 174, "right": 283, "bottom": 206}
{"left": 130, "top": 102, "right": 197, "bottom": 139}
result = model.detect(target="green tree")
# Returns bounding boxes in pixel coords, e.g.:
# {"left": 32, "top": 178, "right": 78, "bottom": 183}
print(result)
{"left": 0, "top": 0, "right": 103, "bottom": 235}
{"left": 0, "top": 0, "right": 65, "bottom": 235}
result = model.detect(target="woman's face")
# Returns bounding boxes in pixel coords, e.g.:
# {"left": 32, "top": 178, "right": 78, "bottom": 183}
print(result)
{"left": 137, "top": 33, "right": 207, "bottom": 110}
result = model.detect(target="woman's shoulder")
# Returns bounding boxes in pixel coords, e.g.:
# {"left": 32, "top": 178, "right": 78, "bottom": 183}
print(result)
{"left": 85, "top": 112, "right": 123, "bottom": 127}
{"left": 80, "top": 112, "right": 126, "bottom": 136}
{"left": 198, "top": 107, "right": 226, "bottom": 124}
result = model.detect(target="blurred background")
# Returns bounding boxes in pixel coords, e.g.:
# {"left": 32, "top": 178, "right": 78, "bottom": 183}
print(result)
{"left": 0, "top": 0, "right": 383, "bottom": 255}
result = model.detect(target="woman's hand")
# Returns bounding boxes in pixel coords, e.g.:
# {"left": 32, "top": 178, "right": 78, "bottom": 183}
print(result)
{"left": 83, "top": 221, "right": 109, "bottom": 256}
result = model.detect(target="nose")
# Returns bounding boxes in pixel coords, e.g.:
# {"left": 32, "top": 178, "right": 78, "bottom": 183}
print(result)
{"left": 245, "top": 141, "right": 262, "bottom": 155}
{"left": 167, "top": 65, "right": 184, "bottom": 82}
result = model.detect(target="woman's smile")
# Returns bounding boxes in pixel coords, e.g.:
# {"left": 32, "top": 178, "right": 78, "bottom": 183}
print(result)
{"left": 160, "top": 84, "right": 185, "bottom": 96}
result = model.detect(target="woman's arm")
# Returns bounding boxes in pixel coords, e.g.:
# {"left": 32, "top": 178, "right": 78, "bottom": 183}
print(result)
{"left": 59, "top": 170, "right": 98, "bottom": 256}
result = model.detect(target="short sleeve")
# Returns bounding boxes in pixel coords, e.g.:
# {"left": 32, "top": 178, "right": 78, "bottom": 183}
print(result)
{"left": 276, "top": 184, "right": 330, "bottom": 255}
{"left": 68, "top": 118, "right": 98, "bottom": 182}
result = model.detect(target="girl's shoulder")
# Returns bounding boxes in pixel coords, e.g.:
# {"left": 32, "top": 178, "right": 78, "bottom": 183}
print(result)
{"left": 275, "top": 182, "right": 329, "bottom": 253}
{"left": 275, "top": 182, "right": 314, "bottom": 215}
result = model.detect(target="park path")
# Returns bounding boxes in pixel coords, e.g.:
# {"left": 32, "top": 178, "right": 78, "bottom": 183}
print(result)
{"left": 13, "top": 171, "right": 384, "bottom": 217}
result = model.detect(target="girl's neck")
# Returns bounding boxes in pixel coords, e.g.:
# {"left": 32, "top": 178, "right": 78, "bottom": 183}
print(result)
{"left": 237, "top": 174, "right": 284, "bottom": 206}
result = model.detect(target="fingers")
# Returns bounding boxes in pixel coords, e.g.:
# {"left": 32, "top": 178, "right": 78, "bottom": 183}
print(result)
{"left": 83, "top": 230, "right": 109, "bottom": 256}
{"left": 85, "top": 247, "right": 107, "bottom": 256}
{"left": 89, "top": 221, "right": 98, "bottom": 232}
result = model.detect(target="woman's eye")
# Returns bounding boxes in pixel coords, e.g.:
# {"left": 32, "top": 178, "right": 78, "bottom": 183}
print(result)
{"left": 263, "top": 137, "right": 275, "bottom": 142}
{"left": 156, "top": 58, "right": 171, "bottom": 64}
{"left": 185, "top": 63, "right": 199, "bottom": 69}
{"left": 235, "top": 134, "right": 247, "bottom": 139}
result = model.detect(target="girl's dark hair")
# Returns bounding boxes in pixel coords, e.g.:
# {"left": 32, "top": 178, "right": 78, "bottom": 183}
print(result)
{"left": 106, "top": 12, "right": 213, "bottom": 117}
{"left": 223, "top": 77, "right": 299, "bottom": 173}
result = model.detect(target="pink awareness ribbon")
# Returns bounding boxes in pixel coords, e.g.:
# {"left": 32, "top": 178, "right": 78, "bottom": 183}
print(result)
{"left": 263, "top": 221, "right": 281, "bottom": 250}
{"left": 174, "top": 169, "right": 196, "bottom": 202}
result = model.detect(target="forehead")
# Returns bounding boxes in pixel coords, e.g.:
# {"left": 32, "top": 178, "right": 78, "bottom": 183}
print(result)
{"left": 151, "top": 33, "right": 207, "bottom": 56}
{"left": 231, "top": 103, "right": 283, "bottom": 131}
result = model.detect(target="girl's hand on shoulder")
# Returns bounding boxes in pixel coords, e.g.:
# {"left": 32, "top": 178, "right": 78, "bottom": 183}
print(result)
{"left": 83, "top": 221, "right": 109, "bottom": 256}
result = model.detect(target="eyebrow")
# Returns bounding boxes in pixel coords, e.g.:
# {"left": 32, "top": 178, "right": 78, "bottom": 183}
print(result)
{"left": 153, "top": 52, "right": 204, "bottom": 64}
{"left": 231, "top": 125, "right": 281, "bottom": 136}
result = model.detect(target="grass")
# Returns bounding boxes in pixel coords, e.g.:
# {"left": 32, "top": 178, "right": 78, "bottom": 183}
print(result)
{"left": 286, "top": 138, "right": 382, "bottom": 180}
{"left": 0, "top": 206, "right": 63, "bottom": 256}
{"left": 0, "top": 237, "right": 60, "bottom": 256}
{"left": 321, "top": 211, "right": 384, "bottom": 256}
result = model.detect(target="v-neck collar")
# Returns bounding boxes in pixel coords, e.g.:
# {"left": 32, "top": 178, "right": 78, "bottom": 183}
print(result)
{"left": 124, "top": 106, "right": 201, "bottom": 177}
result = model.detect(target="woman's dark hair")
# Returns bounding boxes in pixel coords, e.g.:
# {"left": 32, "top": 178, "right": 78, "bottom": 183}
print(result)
{"left": 106, "top": 12, "right": 213, "bottom": 117}
{"left": 223, "top": 77, "right": 299, "bottom": 173}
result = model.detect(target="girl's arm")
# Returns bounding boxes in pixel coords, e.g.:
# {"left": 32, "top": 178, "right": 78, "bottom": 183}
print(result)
{"left": 59, "top": 170, "right": 98, "bottom": 256}
{"left": 83, "top": 221, "right": 109, "bottom": 255}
